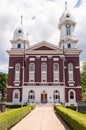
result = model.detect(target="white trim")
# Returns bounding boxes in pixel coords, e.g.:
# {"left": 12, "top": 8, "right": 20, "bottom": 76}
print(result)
{"left": 75, "top": 66, "right": 80, "bottom": 69}
{"left": 7, "top": 86, "right": 22, "bottom": 88}
{"left": 53, "top": 58, "right": 59, "bottom": 61}
{"left": 41, "top": 58, "right": 47, "bottom": 61}
{"left": 36, "top": 55, "right": 40, "bottom": 58}
{"left": 65, "top": 86, "right": 81, "bottom": 88}
{"left": 9, "top": 66, "right": 13, "bottom": 69}
{"left": 48, "top": 55, "right": 52, "bottom": 58}
{"left": 29, "top": 58, "right": 35, "bottom": 61}
{"left": 68, "top": 89, "right": 76, "bottom": 104}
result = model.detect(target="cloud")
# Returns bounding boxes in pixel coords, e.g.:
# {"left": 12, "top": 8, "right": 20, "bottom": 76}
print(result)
{"left": 0, "top": 0, "right": 86, "bottom": 73}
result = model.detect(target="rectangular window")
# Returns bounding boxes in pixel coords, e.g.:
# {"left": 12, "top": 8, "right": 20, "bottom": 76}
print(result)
{"left": 15, "top": 71, "right": 20, "bottom": 81}
{"left": 17, "top": 44, "right": 21, "bottom": 48}
{"left": 29, "top": 72, "right": 34, "bottom": 82}
{"left": 14, "top": 93, "right": 18, "bottom": 99}
{"left": 54, "top": 72, "right": 59, "bottom": 82}
{"left": 68, "top": 44, "right": 71, "bottom": 49}
{"left": 41, "top": 72, "right": 47, "bottom": 82}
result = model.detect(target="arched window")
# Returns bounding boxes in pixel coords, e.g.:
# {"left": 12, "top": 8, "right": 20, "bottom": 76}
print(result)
{"left": 13, "top": 89, "right": 20, "bottom": 103}
{"left": 53, "top": 63, "right": 59, "bottom": 82}
{"left": 29, "top": 63, "right": 35, "bottom": 82}
{"left": 28, "top": 90, "right": 35, "bottom": 103}
{"left": 68, "top": 63, "right": 74, "bottom": 81}
{"left": 41, "top": 63, "right": 47, "bottom": 82}
{"left": 53, "top": 90, "right": 60, "bottom": 103}
{"left": 15, "top": 63, "right": 20, "bottom": 81}
{"left": 70, "top": 91, "right": 74, "bottom": 99}
{"left": 68, "top": 90, "right": 76, "bottom": 104}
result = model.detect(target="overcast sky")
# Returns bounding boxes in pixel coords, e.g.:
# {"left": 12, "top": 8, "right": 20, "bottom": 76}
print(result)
{"left": 0, "top": 0, "right": 85, "bottom": 73}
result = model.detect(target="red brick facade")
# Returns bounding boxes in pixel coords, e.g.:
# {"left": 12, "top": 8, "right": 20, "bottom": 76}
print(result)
{"left": 7, "top": 44, "right": 82, "bottom": 105}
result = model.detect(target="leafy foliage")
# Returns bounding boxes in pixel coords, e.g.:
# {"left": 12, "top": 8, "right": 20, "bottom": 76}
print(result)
{"left": 0, "top": 72, "right": 8, "bottom": 102}
{"left": 80, "top": 61, "right": 86, "bottom": 101}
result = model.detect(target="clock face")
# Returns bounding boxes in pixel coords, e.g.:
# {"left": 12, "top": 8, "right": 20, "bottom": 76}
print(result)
{"left": 66, "top": 23, "right": 71, "bottom": 28}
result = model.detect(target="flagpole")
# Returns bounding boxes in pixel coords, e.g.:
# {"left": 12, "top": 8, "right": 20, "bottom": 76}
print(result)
{"left": 63, "top": 45, "right": 66, "bottom": 105}
{"left": 21, "top": 40, "right": 25, "bottom": 107}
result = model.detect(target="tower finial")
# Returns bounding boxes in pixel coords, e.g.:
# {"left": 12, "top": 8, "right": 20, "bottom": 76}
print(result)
{"left": 21, "top": 15, "right": 23, "bottom": 24}
{"left": 65, "top": 1, "right": 67, "bottom": 10}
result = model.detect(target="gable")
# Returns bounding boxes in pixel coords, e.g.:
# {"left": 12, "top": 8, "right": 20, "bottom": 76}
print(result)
{"left": 34, "top": 45, "right": 54, "bottom": 50}
{"left": 26, "top": 41, "right": 62, "bottom": 54}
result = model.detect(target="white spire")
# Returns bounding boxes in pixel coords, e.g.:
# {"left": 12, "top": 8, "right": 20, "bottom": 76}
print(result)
{"left": 65, "top": 1, "right": 67, "bottom": 10}
{"left": 21, "top": 15, "right": 23, "bottom": 25}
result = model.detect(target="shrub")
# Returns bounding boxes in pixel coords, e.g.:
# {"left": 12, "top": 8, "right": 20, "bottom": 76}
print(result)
{"left": 0, "top": 104, "right": 36, "bottom": 130}
{"left": 6, "top": 104, "right": 27, "bottom": 108}
{"left": 66, "top": 105, "right": 76, "bottom": 111}
{"left": 28, "top": 104, "right": 36, "bottom": 110}
{"left": 54, "top": 105, "right": 86, "bottom": 130}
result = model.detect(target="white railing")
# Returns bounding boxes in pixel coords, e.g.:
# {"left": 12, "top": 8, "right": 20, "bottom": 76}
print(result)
{"left": 24, "top": 82, "right": 64, "bottom": 86}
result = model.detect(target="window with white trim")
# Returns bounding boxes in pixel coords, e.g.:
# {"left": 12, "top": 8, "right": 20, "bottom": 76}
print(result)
{"left": 29, "top": 63, "right": 35, "bottom": 82}
{"left": 68, "top": 63, "right": 74, "bottom": 81}
{"left": 53, "top": 63, "right": 59, "bottom": 82}
{"left": 13, "top": 89, "right": 20, "bottom": 103}
{"left": 41, "top": 63, "right": 47, "bottom": 82}
{"left": 15, "top": 63, "right": 20, "bottom": 81}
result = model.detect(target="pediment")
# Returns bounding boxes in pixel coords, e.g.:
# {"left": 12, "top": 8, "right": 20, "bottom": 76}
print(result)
{"left": 34, "top": 45, "right": 55, "bottom": 50}
{"left": 27, "top": 41, "right": 61, "bottom": 52}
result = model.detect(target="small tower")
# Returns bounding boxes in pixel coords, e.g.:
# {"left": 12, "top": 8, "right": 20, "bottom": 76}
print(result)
{"left": 10, "top": 16, "right": 29, "bottom": 50}
{"left": 58, "top": 2, "right": 78, "bottom": 49}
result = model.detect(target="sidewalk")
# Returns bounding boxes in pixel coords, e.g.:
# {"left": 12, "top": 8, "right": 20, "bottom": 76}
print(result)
{"left": 10, "top": 104, "right": 70, "bottom": 130}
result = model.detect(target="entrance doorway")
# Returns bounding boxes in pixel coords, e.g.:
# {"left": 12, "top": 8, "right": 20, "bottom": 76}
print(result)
{"left": 41, "top": 91, "right": 47, "bottom": 103}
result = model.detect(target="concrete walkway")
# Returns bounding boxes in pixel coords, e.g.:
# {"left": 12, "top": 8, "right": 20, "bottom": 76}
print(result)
{"left": 10, "top": 104, "right": 70, "bottom": 130}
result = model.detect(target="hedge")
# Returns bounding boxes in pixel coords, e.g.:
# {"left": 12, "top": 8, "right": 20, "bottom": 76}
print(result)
{"left": 6, "top": 104, "right": 26, "bottom": 108}
{"left": 54, "top": 106, "right": 86, "bottom": 130}
{"left": 0, "top": 104, "right": 36, "bottom": 130}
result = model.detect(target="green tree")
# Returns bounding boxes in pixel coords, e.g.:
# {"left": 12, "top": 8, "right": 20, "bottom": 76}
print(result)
{"left": 80, "top": 60, "right": 86, "bottom": 102}
{"left": 0, "top": 72, "right": 8, "bottom": 102}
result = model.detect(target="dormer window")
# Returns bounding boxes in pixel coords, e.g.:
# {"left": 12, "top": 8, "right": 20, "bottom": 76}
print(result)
{"left": 66, "top": 15, "right": 69, "bottom": 18}
{"left": 18, "top": 30, "right": 22, "bottom": 33}
{"left": 17, "top": 44, "right": 21, "bottom": 48}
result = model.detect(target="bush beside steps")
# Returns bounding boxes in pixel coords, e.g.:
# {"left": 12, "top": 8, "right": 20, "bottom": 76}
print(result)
{"left": 54, "top": 105, "right": 86, "bottom": 130}
{"left": 0, "top": 104, "right": 36, "bottom": 130}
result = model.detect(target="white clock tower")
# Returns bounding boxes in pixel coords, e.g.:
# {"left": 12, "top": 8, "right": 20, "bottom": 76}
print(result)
{"left": 58, "top": 2, "right": 78, "bottom": 49}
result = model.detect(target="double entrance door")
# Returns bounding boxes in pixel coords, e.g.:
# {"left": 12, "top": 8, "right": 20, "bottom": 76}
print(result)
{"left": 41, "top": 91, "right": 47, "bottom": 103}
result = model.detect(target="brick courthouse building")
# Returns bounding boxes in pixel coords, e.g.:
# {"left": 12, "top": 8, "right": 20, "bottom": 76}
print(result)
{"left": 7, "top": 3, "right": 82, "bottom": 106}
